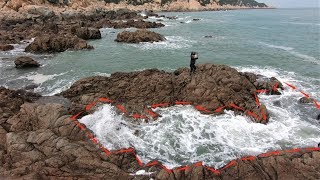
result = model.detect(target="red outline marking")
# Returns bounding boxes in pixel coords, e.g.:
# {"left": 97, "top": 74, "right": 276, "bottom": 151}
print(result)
{"left": 254, "top": 93, "right": 261, "bottom": 106}
{"left": 214, "top": 106, "right": 225, "bottom": 113}
{"left": 151, "top": 103, "right": 170, "bottom": 109}
{"left": 304, "top": 147, "right": 320, "bottom": 151}
{"left": 175, "top": 101, "right": 192, "bottom": 105}
{"left": 245, "top": 110, "right": 259, "bottom": 119}
{"left": 85, "top": 101, "right": 97, "bottom": 111}
{"left": 193, "top": 162, "right": 203, "bottom": 167}
{"left": 69, "top": 110, "right": 320, "bottom": 175}
{"left": 205, "top": 167, "right": 221, "bottom": 175}
{"left": 176, "top": 165, "right": 189, "bottom": 171}
{"left": 258, "top": 151, "right": 280, "bottom": 157}
{"left": 116, "top": 104, "right": 127, "bottom": 114}
{"left": 100, "top": 146, "right": 111, "bottom": 156}
{"left": 160, "top": 165, "right": 172, "bottom": 173}
{"left": 230, "top": 103, "right": 244, "bottom": 111}
{"left": 313, "top": 100, "right": 320, "bottom": 109}
{"left": 98, "top": 97, "right": 114, "bottom": 103}
{"left": 73, "top": 121, "right": 86, "bottom": 130}
{"left": 145, "top": 161, "right": 159, "bottom": 167}
{"left": 195, "top": 105, "right": 211, "bottom": 113}
{"left": 284, "top": 82, "right": 296, "bottom": 90}
{"left": 114, "top": 147, "right": 135, "bottom": 154}
{"left": 256, "top": 89, "right": 269, "bottom": 93}
{"left": 300, "top": 91, "right": 310, "bottom": 98}
{"left": 134, "top": 153, "right": 144, "bottom": 166}
{"left": 86, "top": 132, "right": 98, "bottom": 144}
{"left": 260, "top": 107, "right": 267, "bottom": 121}
{"left": 220, "top": 160, "right": 237, "bottom": 170}
{"left": 241, "top": 156, "right": 256, "bottom": 161}
{"left": 70, "top": 111, "right": 83, "bottom": 121}
{"left": 145, "top": 108, "right": 158, "bottom": 118}
{"left": 273, "top": 82, "right": 279, "bottom": 92}
{"left": 285, "top": 148, "right": 300, "bottom": 153}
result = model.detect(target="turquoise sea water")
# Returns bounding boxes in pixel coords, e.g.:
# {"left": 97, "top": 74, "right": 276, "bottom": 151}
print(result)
{"left": 0, "top": 8, "right": 319, "bottom": 168}
{"left": 0, "top": 8, "right": 319, "bottom": 94}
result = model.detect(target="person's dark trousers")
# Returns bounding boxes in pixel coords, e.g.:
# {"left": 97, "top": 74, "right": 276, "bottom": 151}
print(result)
{"left": 190, "top": 63, "right": 196, "bottom": 74}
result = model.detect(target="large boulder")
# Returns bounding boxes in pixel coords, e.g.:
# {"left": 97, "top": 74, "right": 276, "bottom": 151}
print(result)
{"left": 25, "top": 34, "right": 93, "bottom": 53}
{"left": 61, "top": 64, "right": 278, "bottom": 123}
{"left": 14, "top": 56, "right": 40, "bottom": 68}
{"left": 74, "top": 27, "right": 101, "bottom": 40}
{"left": 0, "top": 44, "right": 14, "bottom": 51}
{"left": 115, "top": 29, "right": 166, "bottom": 43}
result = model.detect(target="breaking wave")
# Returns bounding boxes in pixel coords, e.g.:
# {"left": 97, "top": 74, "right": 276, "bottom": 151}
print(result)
{"left": 80, "top": 66, "right": 320, "bottom": 169}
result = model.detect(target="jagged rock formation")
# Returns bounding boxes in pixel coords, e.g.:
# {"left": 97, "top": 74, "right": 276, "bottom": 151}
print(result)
{"left": 61, "top": 64, "right": 282, "bottom": 123}
{"left": 25, "top": 34, "right": 94, "bottom": 53}
{"left": 0, "top": 65, "right": 319, "bottom": 179}
{"left": 115, "top": 29, "right": 166, "bottom": 43}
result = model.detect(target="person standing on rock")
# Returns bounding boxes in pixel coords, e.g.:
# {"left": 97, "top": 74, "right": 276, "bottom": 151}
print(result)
{"left": 190, "top": 52, "right": 198, "bottom": 75}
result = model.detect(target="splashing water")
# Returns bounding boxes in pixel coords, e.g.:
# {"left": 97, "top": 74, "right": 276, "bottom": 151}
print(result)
{"left": 79, "top": 67, "right": 320, "bottom": 169}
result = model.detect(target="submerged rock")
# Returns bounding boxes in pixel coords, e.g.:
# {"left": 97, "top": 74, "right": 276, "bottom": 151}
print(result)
{"left": 115, "top": 29, "right": 166, "bottom": 43}
{"left": 14, "top": 56, "right": 40, "bottom": 68}
{"left": 299, "top": 97, "right": 313, "bottom": 104}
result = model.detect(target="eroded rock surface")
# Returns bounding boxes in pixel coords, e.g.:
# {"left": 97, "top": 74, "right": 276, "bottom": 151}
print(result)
{"left": 25, "top": 34, "right": 93, "bottom": 53}
{"left": 115, "top": 29, "right": 166, "bottom": 43}
{"left": 61, "top": 64, "right": 283, "bottom": 123}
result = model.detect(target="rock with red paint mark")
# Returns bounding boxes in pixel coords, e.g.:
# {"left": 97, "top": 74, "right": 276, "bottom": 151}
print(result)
{"left": 61, "top": 64, "right": 271, "bottom": 123}
{"left": 115, "top": 29, "right": 166, "bottom": 43}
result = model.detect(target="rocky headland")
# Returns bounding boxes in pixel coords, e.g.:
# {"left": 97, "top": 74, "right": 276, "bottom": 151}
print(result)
{"left": 0, "top": 64, "right": 319, "bottom": 179}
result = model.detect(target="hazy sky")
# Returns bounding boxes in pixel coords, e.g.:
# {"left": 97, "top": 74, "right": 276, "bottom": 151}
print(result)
{"left": 261, "top": 0, "right": 320, "bottom": 8}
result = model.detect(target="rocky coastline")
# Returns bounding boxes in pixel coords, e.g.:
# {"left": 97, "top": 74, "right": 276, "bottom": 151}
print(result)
{"left": 1, "top": 2, "right": 319, "bottom": 179}
{"left": 0, "top": 65, "right": 319, "bottom": 179}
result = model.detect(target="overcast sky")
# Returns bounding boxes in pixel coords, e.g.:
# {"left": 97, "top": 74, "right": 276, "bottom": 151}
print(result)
{"left": 261, "top": 0, "right": 320, "bottom": 8}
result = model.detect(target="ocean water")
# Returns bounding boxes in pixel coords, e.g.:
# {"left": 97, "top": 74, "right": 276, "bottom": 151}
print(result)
{"left": 1, "top": 8, "right": 319, "bottom": 168}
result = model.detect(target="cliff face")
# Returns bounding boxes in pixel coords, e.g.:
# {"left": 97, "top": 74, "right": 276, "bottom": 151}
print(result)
{"left": 0, "top": 0, "right": 268, "bottom": 12}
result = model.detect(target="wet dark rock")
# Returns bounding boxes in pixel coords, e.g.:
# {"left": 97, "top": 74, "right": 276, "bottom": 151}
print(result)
{"left": 193, "top": 18, "right": 201, "bottom": 21}
{"left": 74, "top": 27, "right": 101, "bottom": 40}
{"left": 24, "top": 84, "right": 39, "bottom": 90}
{"left": 61, "top": 64, "right": 277, "bottom": 123}
{"left": 0, "top": 44, "right": 14, "bottom": 51}
{"left": 115, "top": 29, "right": 166, "bottom": 43}
{"left": 204, "top": 35, "right": 213, "bottom": 38}
{"left": 25, "top": 34, "right": 93, "bottom": 53}
{"left": 14, "top": 56, "right": 40, "bottom": 68}
{"left": 299, "top": 97, "right": 313, "bottom": 104}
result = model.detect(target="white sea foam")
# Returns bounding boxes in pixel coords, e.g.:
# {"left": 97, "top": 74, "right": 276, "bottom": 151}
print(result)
{"left": 93, "top": 72, "right": 111, "bottom": 77}
{"left": 79, "top": 66, "right": 320, "bottom": 169}
{"left": 259, "top": 42, "right": 320, "bottom": 65}
{"left": 128, "top": 36, "right": 196, "bottom": 50}
{"left": 17, "top": 72, "right": 66, "bottom": 84}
